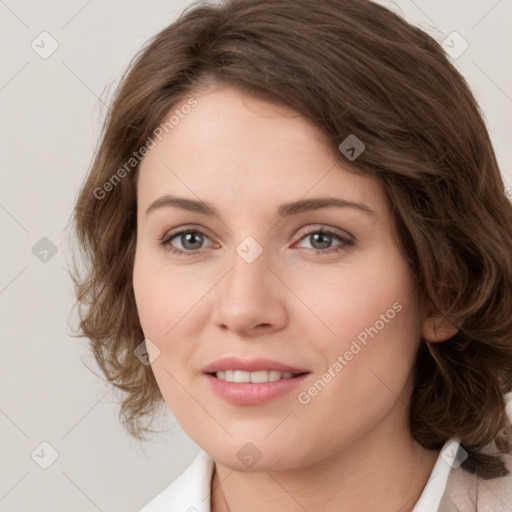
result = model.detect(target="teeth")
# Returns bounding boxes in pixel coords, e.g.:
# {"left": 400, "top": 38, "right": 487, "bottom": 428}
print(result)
{"left": 215, "top": 370, "right": 297, "bottom": 383}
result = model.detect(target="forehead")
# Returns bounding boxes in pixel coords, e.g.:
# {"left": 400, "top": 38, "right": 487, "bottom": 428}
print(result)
{"left": 137, "top": 85, "right": 386, "bottom": 218}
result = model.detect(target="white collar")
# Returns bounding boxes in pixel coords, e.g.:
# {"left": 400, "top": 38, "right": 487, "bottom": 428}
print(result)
{"left": 140, "top": 450, "right": 214, "bottom": 511}
{"left": 411, "top": 438, "right": 459, "bottom": 512}
{"left": 140, "top": 438, "right": 457, "bottom": 511}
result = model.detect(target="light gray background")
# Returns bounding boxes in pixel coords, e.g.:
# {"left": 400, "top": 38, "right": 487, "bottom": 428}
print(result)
{"left": 1, "top": 1, "right": 511, "bottom": 511}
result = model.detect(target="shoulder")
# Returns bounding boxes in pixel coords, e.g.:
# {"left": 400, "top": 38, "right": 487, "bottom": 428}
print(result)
{"left": 138, "top": 450, "right": 215, "bottom": 512}
{"left": 479, "top": 451, "right": 512, "bottom": 511}
{"left": 438, "top": 451, "right": 512, "bottom": 512}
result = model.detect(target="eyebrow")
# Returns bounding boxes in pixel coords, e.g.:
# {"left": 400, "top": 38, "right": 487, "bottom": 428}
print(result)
{"left": 145, "top": 195, "right": 378, "bottom": 219}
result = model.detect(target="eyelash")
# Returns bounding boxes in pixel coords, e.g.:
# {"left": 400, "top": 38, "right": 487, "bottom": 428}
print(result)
{"left": 159, "top": 226, "right": 354, "bottom": 257}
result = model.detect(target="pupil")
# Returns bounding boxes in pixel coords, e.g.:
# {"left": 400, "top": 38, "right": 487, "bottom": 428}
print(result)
{"left": 183, "top": 232, "right": 203, "bottom": 250}
{"left": 179, "top": 232, "right": 333, "bottom": 251}
{"left": 312, "top": 233, "right": 331, "bottom": 250}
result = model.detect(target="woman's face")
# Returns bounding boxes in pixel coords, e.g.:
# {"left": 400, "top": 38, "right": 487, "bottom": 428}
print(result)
{"left": 133, "top": 84, "right": 424, "bottom": 471}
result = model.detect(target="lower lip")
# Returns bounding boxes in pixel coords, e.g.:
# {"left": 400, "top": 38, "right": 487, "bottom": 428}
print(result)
{"left": 204, "top": 373, "right": 310, "bottom": 405}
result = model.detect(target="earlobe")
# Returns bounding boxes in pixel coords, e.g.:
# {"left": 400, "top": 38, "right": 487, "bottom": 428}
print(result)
{"left": 422, "top": 314, "right": 459, "bottom": 342}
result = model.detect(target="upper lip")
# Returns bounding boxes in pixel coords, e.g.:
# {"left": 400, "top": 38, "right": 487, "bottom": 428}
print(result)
{"left": 202, "top": 357, "right": 309, "bottom": 374}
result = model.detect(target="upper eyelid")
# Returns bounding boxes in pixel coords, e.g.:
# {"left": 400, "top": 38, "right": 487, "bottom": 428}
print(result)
{"left": 163, "top": 225, "right": 216, "bottom": 244}
{"left": 295, "top": 224, "right": 352, "bottom": 240}
{"left": 164, "top": 224, "right": 353, "bottom": 246}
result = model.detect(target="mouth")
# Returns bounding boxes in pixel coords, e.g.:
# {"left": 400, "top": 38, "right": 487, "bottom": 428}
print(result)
{"left": 202, "top": 357, "right": 311, "bottom": 405}
{"left": 209, "top": 370, "right": 308, "bottom": 383}
{"left": 201, "top": 356, "right": 309, "bottom": 376}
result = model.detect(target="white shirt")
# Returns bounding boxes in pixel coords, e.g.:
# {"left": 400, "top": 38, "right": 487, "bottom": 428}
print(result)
{"left": 139, "top": 437, "right": 457, "bottom": 512}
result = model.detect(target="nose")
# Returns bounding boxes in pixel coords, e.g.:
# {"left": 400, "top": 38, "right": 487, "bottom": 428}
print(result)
{"left": 211, "top": 242, "right": 288, "bottom": 336}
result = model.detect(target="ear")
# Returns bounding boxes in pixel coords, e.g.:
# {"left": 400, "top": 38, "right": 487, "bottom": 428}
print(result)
{"left": 422, "top": 313, "right": 459, "bottom": 342}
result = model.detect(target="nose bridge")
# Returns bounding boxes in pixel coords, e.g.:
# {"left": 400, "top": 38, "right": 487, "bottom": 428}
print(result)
{"left": 212, "top": 233, "right": 285, "bottom": 332}
{"left": 224, "top": 235, "right": 270, "bottom": 306}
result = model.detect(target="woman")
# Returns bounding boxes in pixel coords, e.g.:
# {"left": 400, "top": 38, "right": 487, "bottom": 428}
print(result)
{"left": 71, "top": 0, "right": 512, "bottom": 510}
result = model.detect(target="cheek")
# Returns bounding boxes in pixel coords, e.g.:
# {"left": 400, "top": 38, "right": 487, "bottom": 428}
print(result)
{"left": 132, "top": 253, "right": 210, "bottom": 386}
{"left": 133, "top": 253, "right": 203, "bottom": 338}
{"left": 132, "top": 261, "right": 162, "bottom": 336}
{"left": 295, "top": 247, "right": 421, "bottom": 401}
{"left": 292, "top": 272, "right": 420, "bottom": 443}
{"left": 132, "top": 258, "right": 197, "bottom": 414}
{"left": 293, "top": 251, "right": 418, "bottom": 348}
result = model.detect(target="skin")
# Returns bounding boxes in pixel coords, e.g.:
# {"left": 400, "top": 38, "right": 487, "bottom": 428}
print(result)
{"left": 132, "top": 84, "right": 457, "bottom": 512}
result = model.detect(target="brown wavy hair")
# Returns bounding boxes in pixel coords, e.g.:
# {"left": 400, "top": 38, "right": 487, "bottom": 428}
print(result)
{"left": 71, "top": 0, "right": 512, "bottom": 478}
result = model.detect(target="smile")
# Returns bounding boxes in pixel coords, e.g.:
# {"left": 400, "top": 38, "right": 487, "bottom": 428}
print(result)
{"left": 204, "top": 372, "right": 310, "bottom": 405}
{"left": 214, "top": 370, "right": 299, "bottom": 383}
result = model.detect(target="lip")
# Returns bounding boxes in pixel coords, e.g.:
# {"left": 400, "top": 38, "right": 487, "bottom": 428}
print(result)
{"left": 202, "top": 357, "right": 310, "bottom": 405}
{"left": 201, "top": 357, "right": 309, "bottom": 374}
{"left": 204, "top": 372, "right": 310, "bottom": 405}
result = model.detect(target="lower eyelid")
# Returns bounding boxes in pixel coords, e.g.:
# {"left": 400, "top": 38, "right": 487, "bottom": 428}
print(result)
{"left": 162, "top": 228, "right": 353, "bottom": 253}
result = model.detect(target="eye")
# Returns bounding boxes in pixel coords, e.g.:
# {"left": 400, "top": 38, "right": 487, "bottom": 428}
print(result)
{"left": 160, "top": 229, "right": 215, "bottom": 255}
{"left": 293, "top": 227, "right": 354, "bottom": 256}
{"left": 160, "top": 225, "right": 354, "bottom": 257}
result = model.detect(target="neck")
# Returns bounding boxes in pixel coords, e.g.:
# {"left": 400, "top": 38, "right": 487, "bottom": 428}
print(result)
{"left": 210, "top": 420, "right": 439, "bottom": 512}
